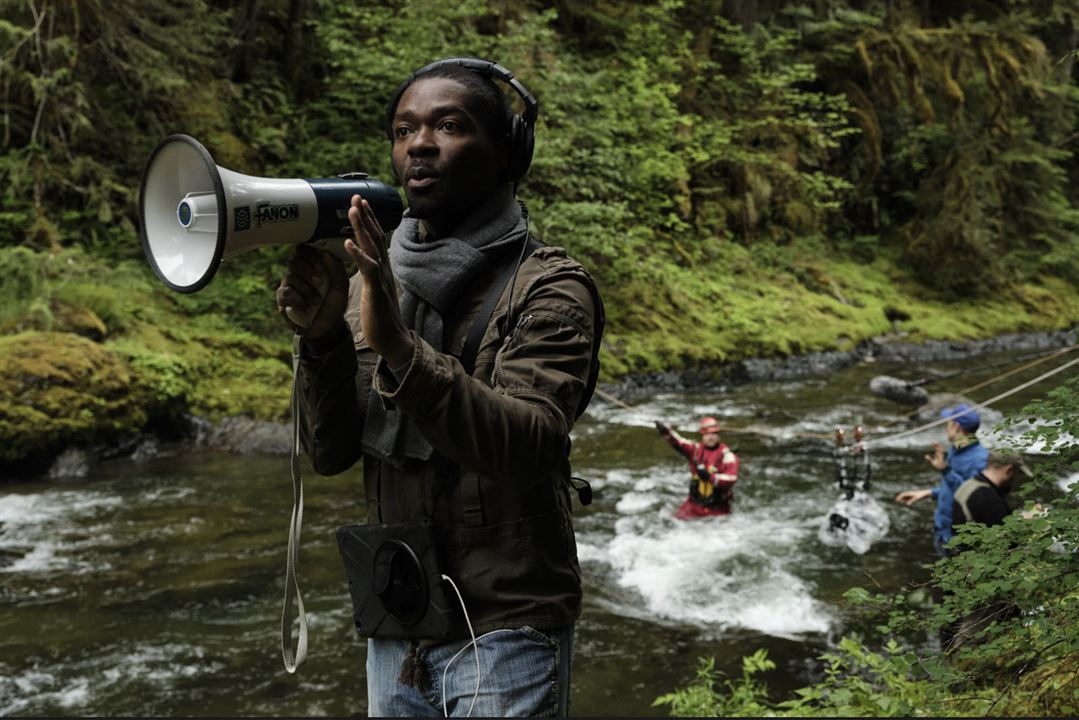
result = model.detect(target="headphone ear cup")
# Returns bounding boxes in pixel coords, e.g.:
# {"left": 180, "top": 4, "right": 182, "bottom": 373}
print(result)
{"left": 508, "top": 114, "right": 534, "bottom": 182}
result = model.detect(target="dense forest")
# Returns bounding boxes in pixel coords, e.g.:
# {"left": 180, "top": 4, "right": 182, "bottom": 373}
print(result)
{"left": 2, "top": 1, "right": 1078, "bottom": 716}
{"left": 3, "top": 0, "right": 1079, "bottom": 466}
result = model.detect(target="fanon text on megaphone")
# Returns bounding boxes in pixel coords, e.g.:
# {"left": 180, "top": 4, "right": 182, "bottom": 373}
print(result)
{"left": 138, "top": 133, "right": 403, "bottom": 293}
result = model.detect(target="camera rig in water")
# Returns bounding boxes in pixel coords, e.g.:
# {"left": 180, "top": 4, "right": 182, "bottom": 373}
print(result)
{"left": 829, "top": 425, "right": 871, "bottom": 530}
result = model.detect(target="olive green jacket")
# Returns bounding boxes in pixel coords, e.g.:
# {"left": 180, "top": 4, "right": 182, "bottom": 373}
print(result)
{"left": 295, "top": 244, "right": 600, "bottom": 636}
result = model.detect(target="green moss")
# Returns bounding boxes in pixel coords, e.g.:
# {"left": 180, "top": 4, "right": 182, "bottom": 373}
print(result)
{"left": 596, "top": 245, "right": 1079, "bottom": 379}
{"left": 2, "top": 241, "right": 1077, "bottom": 468}
{"left": 0, "top": 248, "right": 297, "bottom": 468}
{"left": 0, "top": 332, "right": 153, "bottom": 463}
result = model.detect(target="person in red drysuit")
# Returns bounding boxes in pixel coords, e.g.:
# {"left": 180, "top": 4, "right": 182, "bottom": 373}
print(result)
{"left": 655, "top": 416, "right": 740, "bottom": 519}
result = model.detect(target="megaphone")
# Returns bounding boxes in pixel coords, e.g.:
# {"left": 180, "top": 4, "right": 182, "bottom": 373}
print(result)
{"left": 138, "top": 133, "right": 403, "bottom": 293}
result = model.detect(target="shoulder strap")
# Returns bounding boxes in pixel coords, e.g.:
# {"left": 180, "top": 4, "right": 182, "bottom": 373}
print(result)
{"left": 458, "top": 237, "right": 543, "bottom": 375}
{"left": 576, "top": 272, "right": 604, "bottom": 420}
{"left": 455, "top": 237, "right": 540, "bottom": 528}
{"left": 953, "top": 478, "right": 981, "bottom": 526}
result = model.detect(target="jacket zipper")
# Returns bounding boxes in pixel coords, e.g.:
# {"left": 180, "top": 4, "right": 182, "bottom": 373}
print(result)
{"left": 493, "top": 313, "right": 533, "bottom": 386}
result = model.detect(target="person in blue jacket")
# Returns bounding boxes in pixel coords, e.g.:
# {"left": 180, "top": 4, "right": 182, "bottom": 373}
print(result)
{"left": 894, "top": 404, "right": 989, "bottom": 555}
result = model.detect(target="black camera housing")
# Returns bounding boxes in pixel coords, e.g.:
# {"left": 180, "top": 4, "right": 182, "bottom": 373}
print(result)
{"left": 336, "top": 522, "right": 455, "bottom": 639}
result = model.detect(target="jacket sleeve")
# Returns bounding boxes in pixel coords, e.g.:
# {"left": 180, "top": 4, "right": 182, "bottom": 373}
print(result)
{"left": 933, "top": 448, "right": 967, "bottom": 500}
{"left": 294, "top": 274, "right": 372, "bottom": 476}
{"left": 372, "top": 269, "right": 598, "bottom": 482}
{"left": 710, "top": 448, "right": 739, "bottom": 489}
{"left": 665, "top": 430, "right": 697, "bottom": 459}
{"left": 939, "top": 466, "right": 968, "bottom": 495}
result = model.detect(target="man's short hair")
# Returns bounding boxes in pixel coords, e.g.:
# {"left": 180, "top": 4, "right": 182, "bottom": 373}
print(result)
{"left": 388, "top": 63, "right": 512, "bottom": 145}
{"left": 987, "top": 450, "right": 1033, "bottom": 482}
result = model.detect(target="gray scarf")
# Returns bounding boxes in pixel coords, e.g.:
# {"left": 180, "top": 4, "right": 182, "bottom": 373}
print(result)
{"left": 361, "top": 186, "right": 527, "bottom": 466}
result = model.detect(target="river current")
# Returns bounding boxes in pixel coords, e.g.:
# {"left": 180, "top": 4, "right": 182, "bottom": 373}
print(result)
{"left": 1, "top": 348, "right": 1074, "bottom": 716}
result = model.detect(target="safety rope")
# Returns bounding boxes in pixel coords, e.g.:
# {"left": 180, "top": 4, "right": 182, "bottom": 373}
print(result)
{"left": 593, "top": 345, "right": 1078, "bottom": 447}
{"left": 862, "top": 354, "right": 1079, "bottom": 448}
{"left": 591, "top": 387, "right": 832, "bottom": 441}
{"left": 880, "top": 344, "right": 1079, "bottom": 428}
{"left": 951, "top": 344, "right": 1076, "bottom": 398}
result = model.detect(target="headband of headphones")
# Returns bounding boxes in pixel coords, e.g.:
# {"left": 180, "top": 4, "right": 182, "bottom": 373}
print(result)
{"left": 384, "top": 57, "right": 538, "bottom": 135}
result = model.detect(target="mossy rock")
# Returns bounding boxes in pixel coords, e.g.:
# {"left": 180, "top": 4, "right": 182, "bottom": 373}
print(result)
{"left": 0, "top": 331, "right": 152, "bottom": 464}
{"left": 52, "top": 301, "right": 108, "bottom": 341}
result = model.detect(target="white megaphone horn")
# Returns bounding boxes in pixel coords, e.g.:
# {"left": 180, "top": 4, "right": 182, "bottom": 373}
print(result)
{"left": 138, "top": 133, "right": 403, "bottom": 293}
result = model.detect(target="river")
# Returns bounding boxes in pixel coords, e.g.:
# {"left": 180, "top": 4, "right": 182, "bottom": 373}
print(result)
{"left": 1, "top": 347, "right": 1074, "bottom": 716}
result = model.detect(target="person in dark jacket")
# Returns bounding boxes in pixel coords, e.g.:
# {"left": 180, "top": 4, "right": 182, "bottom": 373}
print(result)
{"left": 895, "top": 403, "right": 989, "bottom": 555}
{"left": 951, "top": 450, "right": 1031, "bottom": 535}
{"left": 275, "top": 58, "right": 602, "bottom": 717}
{"left": 655, "top": 416, "right": 740, "bottom": 519}
{"left": 944, "top": 450, "right": 1032, "bottom": 652}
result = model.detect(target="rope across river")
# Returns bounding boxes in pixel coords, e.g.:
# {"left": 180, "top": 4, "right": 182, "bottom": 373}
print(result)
{"left": 592, "top": 344, "right": 1078, "bottom": 447}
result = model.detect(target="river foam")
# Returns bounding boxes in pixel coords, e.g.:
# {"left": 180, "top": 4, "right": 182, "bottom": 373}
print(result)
{"left": 577, "top": 465, "right": 834, "bottom": 639}
{"left": 0, "top": 489, "right": 124, "bottom": 573}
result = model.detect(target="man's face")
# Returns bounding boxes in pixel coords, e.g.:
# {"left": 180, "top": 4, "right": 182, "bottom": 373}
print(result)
{"left": 390, "top": 77, "right": 506, "bottom": 234}
{"left": 701, "top": 431, "right": 720, "bottom": 448}
{"left": 945, "top": 420, "right": 960, "bottom": 442}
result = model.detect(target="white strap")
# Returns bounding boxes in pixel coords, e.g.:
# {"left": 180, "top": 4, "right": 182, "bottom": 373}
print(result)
{"left": 441, "top": 574, "right": 483, "bottom": 717}
{"left": 281, "top": 351, "right": 308, "bottom": 673}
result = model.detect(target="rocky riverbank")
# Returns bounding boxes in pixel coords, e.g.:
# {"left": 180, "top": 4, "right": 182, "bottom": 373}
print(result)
{"left": 13, "top": 326, "right": 1076, "bottom": 484}
{"left": 600, "top": 327, "right": 1078, "bottom": 398}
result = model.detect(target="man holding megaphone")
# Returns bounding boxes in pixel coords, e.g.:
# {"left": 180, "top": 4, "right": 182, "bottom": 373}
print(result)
{"left": 275, "top": 58, "right": 603, "bottom": 717}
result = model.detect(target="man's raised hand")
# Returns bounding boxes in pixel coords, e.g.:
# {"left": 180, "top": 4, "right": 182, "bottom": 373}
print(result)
{"left": 343, "top": 194, "right": 413, "bottom": 369}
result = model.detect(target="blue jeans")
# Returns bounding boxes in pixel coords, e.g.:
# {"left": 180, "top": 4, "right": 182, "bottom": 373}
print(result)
{"left": 933, "top": 531, "right": 951, "bottom": 558}
{"left": 366, "top": 625, "right": 574, "bottom": 717}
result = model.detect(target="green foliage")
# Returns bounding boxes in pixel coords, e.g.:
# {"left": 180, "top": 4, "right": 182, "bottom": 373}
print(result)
{"left": 0, "top": 0, "right": 233, "bottom": 254}
{"left": 792, "top": 4, "right": 1079, "bottom": 294}
{"left": 0, "top": 246, "right": 48, "bottom": 329}
{"left": 3, "top": 0, "right": 1079, "bottom": 464}
{"left": 773, "top": 637, "right": 981, "bottom": 717}
{"left": 654, "top": 640, "right": 988, "bottom": 717}
{"left": 653, "top": 650, "right": 776, "bottom": 717}
{"left": 0, "top": 247, "right": 293, "bottom": 469}
{"left": 679, "top": 15, "right": 858, "bottom": 245}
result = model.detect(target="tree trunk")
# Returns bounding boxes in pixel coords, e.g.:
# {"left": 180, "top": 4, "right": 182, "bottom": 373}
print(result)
{"left": 230, "top": 0, "right": 261, "bottom": 83}
{"left": 283, "top": 0, "right": 307, "bottom": 87}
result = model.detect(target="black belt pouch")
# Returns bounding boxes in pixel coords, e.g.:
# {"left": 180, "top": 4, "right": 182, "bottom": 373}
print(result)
{"left": 336, "top": 521, "right": 455, "bottom": 639}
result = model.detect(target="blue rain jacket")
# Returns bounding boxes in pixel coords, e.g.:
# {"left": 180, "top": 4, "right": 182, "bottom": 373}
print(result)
{"left": 931, "top": 440, "right": 989, "bottom": 544}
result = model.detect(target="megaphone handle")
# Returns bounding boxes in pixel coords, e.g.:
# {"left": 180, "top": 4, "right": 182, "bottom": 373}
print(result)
{"left": 284, "top": 274, "right": 330, "bottom": 329}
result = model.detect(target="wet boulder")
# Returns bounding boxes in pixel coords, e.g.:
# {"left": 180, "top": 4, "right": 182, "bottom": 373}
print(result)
{"left": 869, "top": 375, "right": 930, "bottom": 405}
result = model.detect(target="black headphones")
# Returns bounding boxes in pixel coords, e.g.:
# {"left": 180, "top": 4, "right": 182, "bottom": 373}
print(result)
{"left": 384, "top": 57, "right": 539, "bottom": 183}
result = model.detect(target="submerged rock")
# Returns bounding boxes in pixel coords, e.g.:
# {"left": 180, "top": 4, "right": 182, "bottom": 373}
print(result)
{"left": 47, "top": 447, "right": 90, "bottom": 479}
